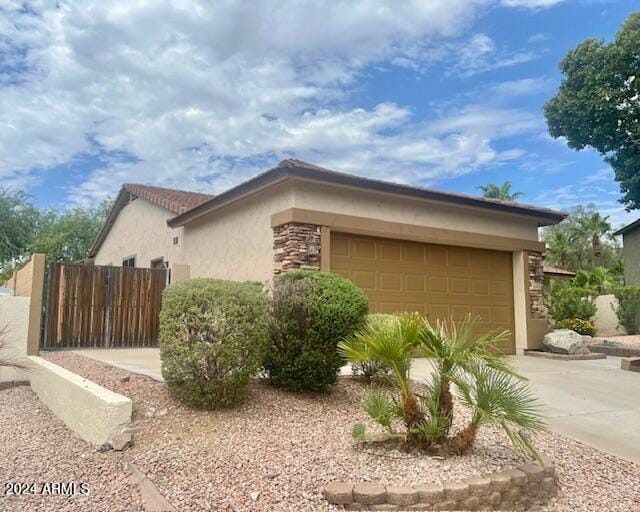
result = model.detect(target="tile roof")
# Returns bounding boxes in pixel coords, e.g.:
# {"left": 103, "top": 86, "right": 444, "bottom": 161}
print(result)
{"left": 123, "top": 183, "right": 213, "bottom": 214}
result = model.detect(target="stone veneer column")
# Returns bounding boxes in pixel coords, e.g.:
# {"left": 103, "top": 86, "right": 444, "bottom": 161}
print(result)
{"left": 528, "top": 252, "right": 547, "bottom": 319}
{"left": 273, "top": 223, "right": 322, "bottom": 274}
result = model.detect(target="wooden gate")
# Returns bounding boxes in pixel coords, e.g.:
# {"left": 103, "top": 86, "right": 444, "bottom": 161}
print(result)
{"left": 43, "top": 262, "right": 166, "bottom": 349}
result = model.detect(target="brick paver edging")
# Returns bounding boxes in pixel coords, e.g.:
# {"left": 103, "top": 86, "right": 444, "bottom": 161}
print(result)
{"left": 322, "top": 456, "right": 557, "bottom": 511}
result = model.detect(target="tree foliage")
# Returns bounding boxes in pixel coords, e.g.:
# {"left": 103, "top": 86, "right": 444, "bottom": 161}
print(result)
{"left": 0, "top": 190, "right": 111, "bottom": 283}
{"left": 478, "top": 181, "right": 523, "bottom": 201}
{"left": 544, "top": 13, "right": 640, "bottom": 210}
{"left": 542, "top": 204, "right": 621, "bottom": 272}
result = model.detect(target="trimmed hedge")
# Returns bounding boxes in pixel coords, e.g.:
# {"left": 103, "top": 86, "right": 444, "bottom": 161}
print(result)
{"left": 159, "top": 278, "right": 269, "bottom": 408}
{"left": 555, "top": 318, "right": 596, "bottom": 337}
{"left": 265, "top": 271, "right": 368, "bottom": 391}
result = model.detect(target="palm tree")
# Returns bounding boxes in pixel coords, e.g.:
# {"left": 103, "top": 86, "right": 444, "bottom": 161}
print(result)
{"left": 450, "top": 365, "right": 546, "bottom": 457}
{"left": 479, "top": 181, "right": 523, "bottom": 202}
{"left": 416, "top": 316, "right": 515, "bottom": 440}
{"left": 546, "top": 231, "right": 573, "bottom": 270}
{"left": 338, "top": 314, "right": 424, "bottom": 429}
{"left": 575, "top": 212, "right": 612, "bottom": 259}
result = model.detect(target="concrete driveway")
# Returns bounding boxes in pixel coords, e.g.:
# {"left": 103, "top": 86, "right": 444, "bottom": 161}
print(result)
{"left": 412, "top": 355, "right": 640, "bottom": 463}
{"left": 73, "top": 348, "right": 164, "bottom": 382}
{"left": 74, "top": 348, "right": 640, "bottom": 463}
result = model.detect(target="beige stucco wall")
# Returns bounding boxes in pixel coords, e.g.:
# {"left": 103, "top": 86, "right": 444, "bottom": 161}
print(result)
{"left": 183, "top": 183, "right": 295, "bottom": 283}
{"left": 623, "top": 229, "right": 640, "bottom": 286}
{"left": 28, "top": 356, "right": 132, "bottom": 446}
{"left": 291, "top": 180, "right": 541, "bottom": 241}
{"left": 594, "top": 294, "right": 626, "bottom": 337}
{"left": 94, "top": 197, "right": 185, "bottom": 269}
{"left": 0, "top": 297, "right": 30, "bottom": 383}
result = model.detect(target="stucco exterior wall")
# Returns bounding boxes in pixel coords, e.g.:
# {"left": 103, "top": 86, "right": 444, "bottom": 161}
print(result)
{"left": 291, "top": 181, "right": 541, "bottom": 241}
{"left": 0, "top": 297, "right": 30, "bottom": 384}
{"left": 28, "top": 356, "right": 132, "bottom": 446}
{"left": 94, "top": 197, "right": 184, "bottom": 269}
{"left": 182, "top": 183, "right": 295, "bottom": 283}
{"left": 622, "top": 229, "right": 640, "bottom": 285}
{"left": 594, "top": 294, "right": 626, "bottom": 336}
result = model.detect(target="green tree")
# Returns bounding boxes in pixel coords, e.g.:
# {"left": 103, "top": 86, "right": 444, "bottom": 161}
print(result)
{"left": 0, "top": 189, "right": 40, "bottom": 282}
{"left": 478, "top": 181, "right": 523, "bottom": 201}
{"left": 544, "top": 13, "right": 640, "bottom": 210}
{"left": 575, "top": 212, "right": 612, "bottom": 259}
{"left": 31, "top": 200, "right": 111, "bottom": 263}
{"left": 542, "top": 204, "right": 621, "bottom": 272}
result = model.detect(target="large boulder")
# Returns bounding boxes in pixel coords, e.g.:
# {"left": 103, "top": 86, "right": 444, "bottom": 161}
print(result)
{"left": 543, "top": 329, "right": 590, "bottom": 355}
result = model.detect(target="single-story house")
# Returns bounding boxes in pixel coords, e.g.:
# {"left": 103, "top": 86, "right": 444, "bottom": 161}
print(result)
{"left": 614, "top": 218, "right": 640, "bottom": 286}
{"left": 88, "top": 159, "right": 566, "bottom": 354}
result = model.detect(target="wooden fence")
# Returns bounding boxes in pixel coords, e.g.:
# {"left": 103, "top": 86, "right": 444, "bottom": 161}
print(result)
{"left": 43, "top": 262, "right": 166, "bottom": 349}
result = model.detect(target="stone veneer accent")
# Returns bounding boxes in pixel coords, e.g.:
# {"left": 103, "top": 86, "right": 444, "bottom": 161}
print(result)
{"left": 322, "top": 456, "right": 557, "bottom": 511}
{"left": 528, "top": 252, "right": 546, "bottom": 319}
{"left": 273, "top": 222, "right": 322, "bottom": 274}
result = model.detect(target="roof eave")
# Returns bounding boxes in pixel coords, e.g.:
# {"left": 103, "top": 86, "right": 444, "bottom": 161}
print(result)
{"left": 168, "top": 164, "right": 567, "bottom": 228}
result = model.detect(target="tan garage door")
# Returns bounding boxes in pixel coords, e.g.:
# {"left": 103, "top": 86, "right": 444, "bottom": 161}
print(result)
{"left": 330, "top": 232, "right": 515, "bottom": 354}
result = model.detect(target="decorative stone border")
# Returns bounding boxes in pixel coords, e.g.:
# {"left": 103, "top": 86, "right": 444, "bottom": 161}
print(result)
{"left": 323, "top": 456, "right": 557, "bottom": 511}
{"left": 621, "top": 357, "right": 640, "bottom": 373}
{"left": 589, "top": 342, "right": 640, "bottom": 358}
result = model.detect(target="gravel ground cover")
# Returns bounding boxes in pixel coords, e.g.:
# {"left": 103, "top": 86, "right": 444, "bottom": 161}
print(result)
{"left": 4, "top": 351, "right": 638, "bottom": 511}
{"left": 592, "top": 334, "right": 640, "bottom": 346}
{"left": 0, "top": 385, "right": 143, "bottom": 512}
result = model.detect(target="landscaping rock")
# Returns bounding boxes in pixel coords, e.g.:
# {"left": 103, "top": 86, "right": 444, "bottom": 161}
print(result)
{"left": 519, "top": 463, "right": 545, "bottom": 483}
{"left": 323, "top": 483, "right": 354, "bottom": 505}
{"left": 444, "top": 481, "right": 469, "bottom": 500}
{"left": 414, "top": 483, "right": 445, "bottom": 503}
{"left": 353, "top": 483, "right": 386, "bottom": 505}
{"left": 386, "top": 485, "right": 419, "bottom": 506}
{"left": 463, "top": 476, "right": 492, "bottom": 496}
{"left": 109, "top": 431, "right": 132, "bottom": 451}
{"left": 543, "top": 329, "right": 590, "bottom": 355}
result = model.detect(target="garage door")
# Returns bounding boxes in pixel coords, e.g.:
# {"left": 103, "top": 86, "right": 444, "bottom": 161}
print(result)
{"left": 330, "top": 232, "right": 515, "bottom": 354}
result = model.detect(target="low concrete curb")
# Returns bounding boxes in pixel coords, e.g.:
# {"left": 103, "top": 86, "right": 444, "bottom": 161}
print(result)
{"left": 524, "top": 350, "right": 606, "bottom": 361}
{"left": 323, "top": 456, "right": 557, "bottom": 511}
{"left": 28, "top": 356, "right": 132, "bottom": 447}
{"left": 589, "top": 343, "right": 640, "bottom": 358}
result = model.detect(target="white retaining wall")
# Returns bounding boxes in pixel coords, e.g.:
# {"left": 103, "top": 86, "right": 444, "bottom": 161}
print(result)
{"left": 28, "top": 356, "right": 132, "bottom": 446}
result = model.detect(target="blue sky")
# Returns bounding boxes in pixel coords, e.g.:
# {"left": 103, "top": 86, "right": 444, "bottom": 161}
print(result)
{"left": 1, "top": 0, "right": 638, "bottom": 228}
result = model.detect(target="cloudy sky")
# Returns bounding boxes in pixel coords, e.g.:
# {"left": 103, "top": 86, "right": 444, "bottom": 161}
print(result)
{"left": 1, "top": 0, "right": 638, "bottom": 227}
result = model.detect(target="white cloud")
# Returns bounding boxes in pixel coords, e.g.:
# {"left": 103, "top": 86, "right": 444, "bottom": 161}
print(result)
{"left": 501, "top": 0, "right": 565, "bottom": 8}
{"left": 491, "top": 77, "right": 552, "bottom": 96}
{"left": 1, "top": 0, "right": 546, "bottom": 204}
{"left": 527, "top": 32, "right": 551, "bottom": 43}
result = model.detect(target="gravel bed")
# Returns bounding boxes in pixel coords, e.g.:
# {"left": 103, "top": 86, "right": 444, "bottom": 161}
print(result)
{"left": 592, "top": 334, "right": 640, "bottom": 347}
{"left": 0, "top": 385, "right": 143, "bottom": 512}
{"left": 19, "top": 351, "right": 640, "bottom": 511}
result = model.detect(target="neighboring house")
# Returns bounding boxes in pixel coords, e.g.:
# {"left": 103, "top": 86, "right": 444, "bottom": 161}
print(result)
{"left": 614, "top": 219, "right": 640, "bottom": 285}
{"left": 88, "top": 159, "right": 566, "bottom": 353}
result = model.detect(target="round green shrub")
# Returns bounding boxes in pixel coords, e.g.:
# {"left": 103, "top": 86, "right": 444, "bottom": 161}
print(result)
{"left": 159, "top": 278, "right": 269, "bottom": 408}
{"left": 613, "top": 286, "right": 640, "bottom": 335}
{"left": 265, "top": 271, "right": 369, "bottom": 392}
{"left": 547, "top": 285, "right": 597, "bottom": 321}
{"left": 555, "top": 318, "right": 596, "bottom": 337}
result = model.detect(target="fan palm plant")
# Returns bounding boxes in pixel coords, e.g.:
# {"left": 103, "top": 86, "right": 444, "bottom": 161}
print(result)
{"left": 416, "top": 316, "right": 516, "bottom": 440}
{"left": 450, "top": 365, "right": 546, "bottom": 459}
{"left": 338, "top": 313, "right": 423, "bottom": 428}
{"left": 546, "top": 230, "right": 573, "bottom": 270}
{"left": 340, "top": 314, "right": 545, "bottom": 459}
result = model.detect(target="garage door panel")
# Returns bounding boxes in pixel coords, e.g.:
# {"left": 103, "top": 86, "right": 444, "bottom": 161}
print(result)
{"left": 352, "top": 270, "right": 376, "bottom": 290}
{"left": 450, "top": 277, "right": 470, "bottom": 294}
{"left": 379, "top": 272, "right": 402, "bottom": 291}
{"left": 331, "top": 232, "right": 515, "bottom": 354}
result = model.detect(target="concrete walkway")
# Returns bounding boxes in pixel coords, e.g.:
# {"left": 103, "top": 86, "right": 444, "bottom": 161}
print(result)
{"left": 412, "top": 355, "right": 640, "bottom": 464}
{"left": 73, "top": 348, "right": 164, "bottom": 382}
